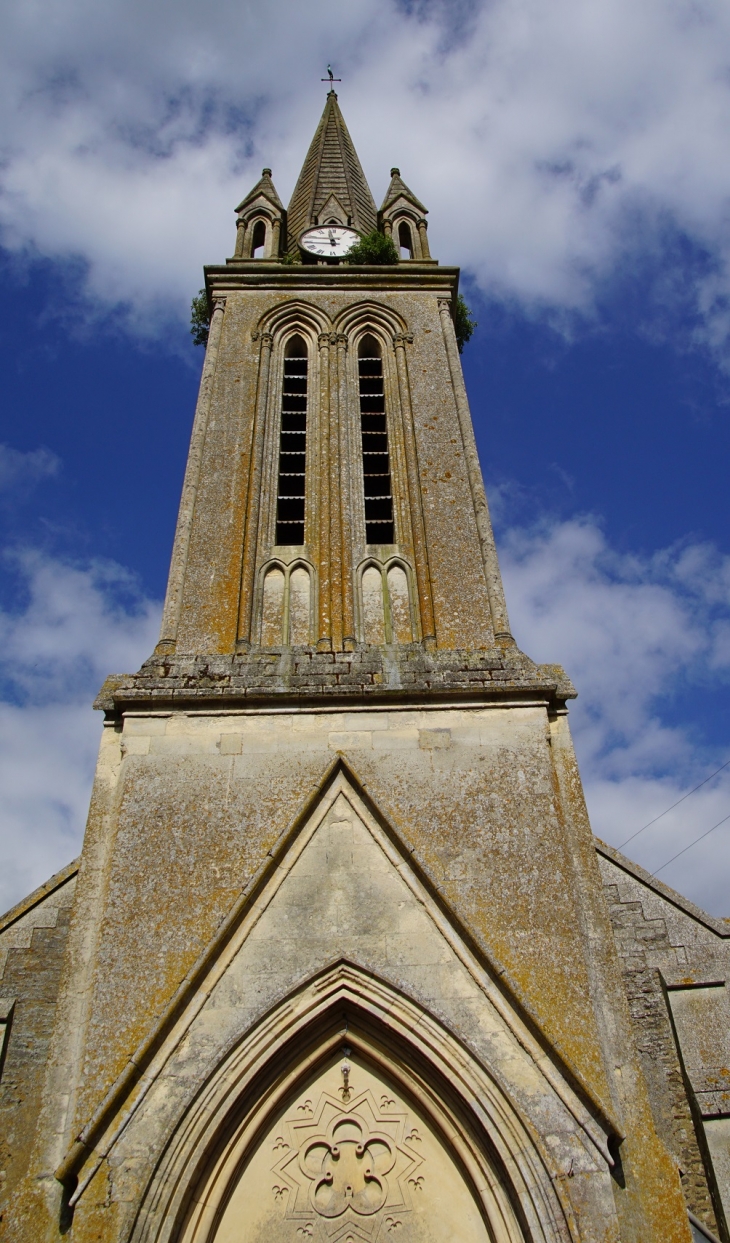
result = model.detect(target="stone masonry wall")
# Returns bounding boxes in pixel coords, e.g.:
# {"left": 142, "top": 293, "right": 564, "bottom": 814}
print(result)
{"left": 597, "top": 844, "right": 729, "bottom": 1239}
{"left": 0, "top": 869, "right": 77, "bottom": 1226}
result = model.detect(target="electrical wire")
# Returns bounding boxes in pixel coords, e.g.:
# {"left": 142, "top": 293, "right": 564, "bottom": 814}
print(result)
{"left": 616, "top": 757, "right": 730, "bottom": 851}
{"left": 652, "top": 810, "right": 730, "bottom": 877}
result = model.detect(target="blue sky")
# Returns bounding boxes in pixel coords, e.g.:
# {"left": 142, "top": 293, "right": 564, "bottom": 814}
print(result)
{"left": 1, "top": 0, "right": 730, "bottom": 915}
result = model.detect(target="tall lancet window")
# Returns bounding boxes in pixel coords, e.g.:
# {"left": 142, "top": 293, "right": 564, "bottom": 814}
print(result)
{"left": 359, "top": 335, "right": 394, "bottom": 544}
{"left": 276, "top": 336, "right": 308, "bottom": 545}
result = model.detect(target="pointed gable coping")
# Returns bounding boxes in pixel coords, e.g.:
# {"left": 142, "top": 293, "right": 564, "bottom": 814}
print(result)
{"left": 57, "top": 759, "right": 617, "bottom": 1201}
{"left": 287, "top": 92, "right": 377, "bottom": 250}
{"left": 380, "top": 167, "right": 427, "bottom": 216}
{"left": 317, "top": 192, "right": 350, "bottom": 226}
{"left": 235, "top": 168, "right": 284, "bottom": 216}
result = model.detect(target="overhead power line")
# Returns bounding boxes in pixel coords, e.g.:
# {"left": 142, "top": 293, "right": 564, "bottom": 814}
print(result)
{"left": 617, "top": 757, "right": 730, "bottom": 851}
{"left": 652, "top": 810, "right": 730, "bottom": 877}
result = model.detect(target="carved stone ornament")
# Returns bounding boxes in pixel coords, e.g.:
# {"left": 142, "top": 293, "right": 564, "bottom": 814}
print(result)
{"left": 270, "top": 1060, "right": 423, "bottom": 1242}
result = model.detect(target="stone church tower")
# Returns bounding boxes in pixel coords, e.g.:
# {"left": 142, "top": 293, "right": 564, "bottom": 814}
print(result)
{"left": 2, "top": 90, "right": 729, "bottom": 1243}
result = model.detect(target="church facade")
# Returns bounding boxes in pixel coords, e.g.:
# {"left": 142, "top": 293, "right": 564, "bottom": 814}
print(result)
{"left": 1, "top": 90, "right": 729, "bottom": 1243}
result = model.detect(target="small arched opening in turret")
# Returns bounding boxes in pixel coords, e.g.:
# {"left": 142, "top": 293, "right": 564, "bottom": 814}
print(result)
{"left": 251, "top": 219, "right": 267, "bottom": 258}
{"left": 358, "top": 334, "right": 394, "bottom": 545}
{"left": 398, "top": 220, "right": 414, "bottom": 259}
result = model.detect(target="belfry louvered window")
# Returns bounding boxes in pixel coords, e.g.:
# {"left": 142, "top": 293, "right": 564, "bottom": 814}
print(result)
{"left": 276, "top": 336, "right": 308, "bottom": 545}
{"left": 359, "top": 335, "right": 394, "bottom": 544}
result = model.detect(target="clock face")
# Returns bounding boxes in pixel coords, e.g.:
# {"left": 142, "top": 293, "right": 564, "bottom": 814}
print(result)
{"left": 300, "top": 226, "right": 360, "bottom": 258}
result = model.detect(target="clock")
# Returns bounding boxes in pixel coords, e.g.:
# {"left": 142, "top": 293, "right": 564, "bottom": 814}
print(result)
{"left": 300, "top": 226, "right": 360, "bottom": 258}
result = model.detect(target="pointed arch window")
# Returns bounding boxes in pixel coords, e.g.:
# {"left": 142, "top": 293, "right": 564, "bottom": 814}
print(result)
{"left": 359, "top": 335, "right": 394, "bottom": 544}
{"left": 276, "top": 335, "right": 308, "bottom": 545}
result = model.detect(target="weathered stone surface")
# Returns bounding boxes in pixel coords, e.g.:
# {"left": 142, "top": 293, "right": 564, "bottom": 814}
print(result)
{"left": 94, "top": 645, "right": 576, "bottom": 711}
{"left": 597, "top": 841, "right": 730, "bottom": 1238}
{"left": 0, "top": 865, "right": 77, "bottom": 1229}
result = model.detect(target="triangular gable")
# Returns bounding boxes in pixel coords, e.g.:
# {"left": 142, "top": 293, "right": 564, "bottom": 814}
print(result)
{"left": 380, "top": 170, "right": 427, "bottom": 216}
{"left": 235, "top": 168, "right": 284, "bottom": 215}
{"left": 59, "top": 761, "right": 616, "bottom": 1204}
{"left": 317, "top": 192, "right": 350, "bottom": 226}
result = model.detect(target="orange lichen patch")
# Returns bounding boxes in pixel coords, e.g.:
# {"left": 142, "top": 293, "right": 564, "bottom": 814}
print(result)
{"left": 73, "top": 748, "right": 336, "bottom": 1127}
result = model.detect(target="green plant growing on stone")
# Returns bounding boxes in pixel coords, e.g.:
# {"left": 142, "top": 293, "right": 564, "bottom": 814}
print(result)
{"left": 344, "top": 230, "right": 399, "bottom": 266}
{"left": 190, "top": 289, "right": 210, "bottom": 347}
{"left": 454, "top": 294, "right": 477, "bottom": 353}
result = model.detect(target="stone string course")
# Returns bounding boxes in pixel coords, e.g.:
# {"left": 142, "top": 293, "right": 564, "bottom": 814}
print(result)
{"left": 95, "top": 645, "right": 576, "bottom": 712}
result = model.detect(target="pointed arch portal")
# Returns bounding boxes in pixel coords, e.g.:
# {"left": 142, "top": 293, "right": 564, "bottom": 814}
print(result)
{"left": 129, "top": 965, "right": 572, "bottom": 1243}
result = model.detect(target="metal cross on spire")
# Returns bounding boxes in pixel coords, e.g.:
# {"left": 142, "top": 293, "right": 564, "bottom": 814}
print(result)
{"left": 321, "top": 65, "right": 341, "bottom": 91}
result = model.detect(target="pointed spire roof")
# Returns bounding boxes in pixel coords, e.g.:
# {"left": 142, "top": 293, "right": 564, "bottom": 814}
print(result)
{"left": 235, "top": 168, "right": 284, "bottom": 215}
{"left": 287, "top": 92, "right": 377, "bottom": 249}
{"left": 380, "top": 167, "right": 427, "bottom": 216}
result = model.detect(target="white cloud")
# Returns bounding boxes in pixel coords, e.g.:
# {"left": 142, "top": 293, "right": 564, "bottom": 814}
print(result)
{"left": 0, "top": 550, "right": 160, "bottom": 913}
{"left": 0, "top": 444, "right": 59, "bottom": 492}
{"left": 500, "top": 514, "right": 730, "bottom": 916}
{"left": 1, "top": 0, "right": 730, "bottom": 354}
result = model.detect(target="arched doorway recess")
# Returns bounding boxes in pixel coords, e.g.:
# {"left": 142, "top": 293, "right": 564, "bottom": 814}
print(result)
{"left": 129, "top": 967, "right": 576, "bottom": 1243}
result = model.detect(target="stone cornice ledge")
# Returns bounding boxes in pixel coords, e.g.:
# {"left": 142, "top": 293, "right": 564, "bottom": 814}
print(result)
{"left": 94, "top": 647, "right": 576, "bottom": 716}
{"left": 204, "top": 262, "right": 459, "bottom": 297}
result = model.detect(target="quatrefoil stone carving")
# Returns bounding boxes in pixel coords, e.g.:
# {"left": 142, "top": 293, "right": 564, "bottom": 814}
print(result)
{"left": 301, "top": 1114, "right": 396, "bottom": 1217}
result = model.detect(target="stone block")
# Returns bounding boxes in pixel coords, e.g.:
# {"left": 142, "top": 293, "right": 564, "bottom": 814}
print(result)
{"left": 123, "top": 735, "right": 150, "bottom": 756}
{"left": 328, "top": 731, "right": 373, "bottom": 750}
{"left": 123, "top": 716, "right": 168, "bottom": 736}
{"left": 418, "top": 728, "right": 451, "bottom": 749}
{"left": 372, "top": 728, "right": 419, "bottom": 750}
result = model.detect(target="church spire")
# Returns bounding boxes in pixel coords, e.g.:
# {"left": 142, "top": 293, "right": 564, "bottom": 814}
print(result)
{"left": 286, "top": 92, "right": 377, "bottom": 254}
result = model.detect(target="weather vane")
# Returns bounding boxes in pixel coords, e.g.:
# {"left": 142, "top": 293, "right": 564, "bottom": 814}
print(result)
{"left": 321, "top": 65, "right": 341, "bottom": 90}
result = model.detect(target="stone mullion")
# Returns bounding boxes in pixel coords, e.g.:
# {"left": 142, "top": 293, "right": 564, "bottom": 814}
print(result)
{"left": 316, "top": 333, "right": 332, "bottom": 650}
{"left": 336, "top": 333, "right": 356, "bottom": 650}
{"left": 382, "top": 353, "right": 413, "bottom": 564}
{"left": 437, "top": 297, "right": 512, "bottom": 643}
{"left": 158, "top": 295, "right": 227, "bottom": 654}
{"left": 236, "top": 331, "right": 274, "bottom": 648}
{"left": 305, "top": 345, "right": 317, "bottom": 555}
{"left": 393, "top": 333, "right": 436, "bottom": 648}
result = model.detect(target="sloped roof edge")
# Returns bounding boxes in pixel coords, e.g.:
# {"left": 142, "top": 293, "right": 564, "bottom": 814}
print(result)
{"left": 594, "top": 838, "right": 729, "bottom": 936}
{"left": 0, "top": 856, "right": 80, "bottom": 935}
{"left": 380, "top": 168, "right": 427, "bottom": 215}
{"left": 235, "top": 168, "right": 284, "bottom": 215}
